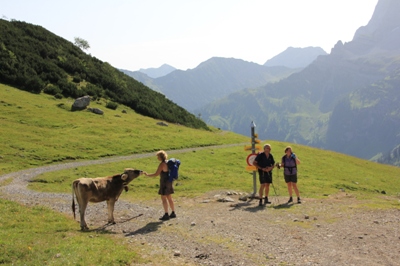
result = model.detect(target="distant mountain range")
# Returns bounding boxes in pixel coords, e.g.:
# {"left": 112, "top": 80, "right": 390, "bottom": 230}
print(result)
{"left": 197, "top": 0, "right": 400, "bottom": 165}
{"left": 264, "top": 46, "right": 327, "bottom": 68}
{"left": 121, "top": 64, "right": 176, "bottom": 79}
{"left": 122, "top": 47, "right": 326, "bottom": 111}
{"left": 124, "top": 0, "right": 400, "bottom": 166}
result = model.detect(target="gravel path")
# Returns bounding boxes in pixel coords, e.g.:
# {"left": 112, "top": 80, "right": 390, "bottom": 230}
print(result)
{"left": 1, "top": 145, "right": 400, "bottom": 266}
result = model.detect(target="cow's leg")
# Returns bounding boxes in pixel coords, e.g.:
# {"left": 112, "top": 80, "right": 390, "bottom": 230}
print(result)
{"left": 78, "top": 199, "right": 89, "bottom": 231}
{"left": 107, "top": 199, "right": 116, "bottom": 224}
{"left": 75, "top": 186, "right": 89, "bottom": 231}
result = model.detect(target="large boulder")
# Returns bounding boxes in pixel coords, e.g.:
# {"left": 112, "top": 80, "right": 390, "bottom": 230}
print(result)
{"left": 72, "top": 95, "right": 91, "bottom": 111}
{"left": 88, "top": 107, "right": 104, "bottom": 115}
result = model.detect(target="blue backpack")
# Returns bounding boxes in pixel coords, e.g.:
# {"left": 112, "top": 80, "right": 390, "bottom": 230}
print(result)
{"left": 167, "top": 158, "right": 181, "bottom": 182}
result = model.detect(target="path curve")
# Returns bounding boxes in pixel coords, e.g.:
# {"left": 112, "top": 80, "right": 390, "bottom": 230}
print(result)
{"left": 2, "top": 143, "right": 399, "bottom": 266}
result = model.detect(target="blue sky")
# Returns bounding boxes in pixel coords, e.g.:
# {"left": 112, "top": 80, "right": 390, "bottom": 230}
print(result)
{"left": 2, "top": 0, "right": 378, "bottom": 71}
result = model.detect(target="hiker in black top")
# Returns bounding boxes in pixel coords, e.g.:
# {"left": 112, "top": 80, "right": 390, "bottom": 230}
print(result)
{"left": 281, "top": 146, "right": 301, "bottom": 204}
{"left": 144, "top": 150, "right": 176, "bottom": 221}
{"left": 253, "top": 144, "right": 275, "bottom": 206}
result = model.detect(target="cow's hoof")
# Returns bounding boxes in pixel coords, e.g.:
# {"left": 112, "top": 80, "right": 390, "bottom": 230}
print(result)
{"left": 108, "top": 221, "right": 116, "bottom": 225}
{"left": 81, "top": 226, "right": 89, "bottom": 231}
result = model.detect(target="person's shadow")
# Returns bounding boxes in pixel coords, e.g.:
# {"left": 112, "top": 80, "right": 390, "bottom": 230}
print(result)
{"left": 229, "top": 198, "right": 268, "bottom": 213}
{"left": 273, "top": 202, "right": 295, "bottom": 209}
{"left": 124, "top": 221, "right": 163, "bottom": 236}
{"left": 229, "top": 198, "right": 296, "bottom": 212}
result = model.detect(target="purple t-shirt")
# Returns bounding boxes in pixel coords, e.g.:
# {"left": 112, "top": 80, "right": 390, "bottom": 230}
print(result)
{"left": 282, "top": 156, "right": 297, "bottom": 175}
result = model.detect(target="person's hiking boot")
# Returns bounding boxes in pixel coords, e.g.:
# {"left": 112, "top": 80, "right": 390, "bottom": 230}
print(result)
{"left": 264, "top": 197, "right": 271, "bottom": 205}
{"left": 287, "top": 197, "right": 293, "bottom": 203}
{"left": 297, "top": 197, "right": 302, "bottom": 204}
{"left": 169, "top": 211, "right": 176, "bottom": 218}
{"left": 159, "top": 213, "right": 170, "bottom": 221}
{"left": 259, "top": 199, "right": 263, "bottom": 206}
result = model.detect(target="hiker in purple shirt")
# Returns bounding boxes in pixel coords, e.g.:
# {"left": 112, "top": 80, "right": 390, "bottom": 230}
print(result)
{"left": 281, "top": 146, "right": 301, "bottom": 204}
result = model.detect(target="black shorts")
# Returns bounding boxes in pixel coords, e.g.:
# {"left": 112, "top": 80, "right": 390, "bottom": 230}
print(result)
{"left": 284, "top": 174, "right": 298, "bottom": 183}
{"left": 158, "top": 176, "right": 174, "bottom": 195}
{"left": 259, "top": 171, "right": 272, "bottom": 184}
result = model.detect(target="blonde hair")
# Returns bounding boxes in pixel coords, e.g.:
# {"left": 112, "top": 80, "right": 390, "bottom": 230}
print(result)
{"left": 156, "top": 150, "right": 168, "bottom": 161}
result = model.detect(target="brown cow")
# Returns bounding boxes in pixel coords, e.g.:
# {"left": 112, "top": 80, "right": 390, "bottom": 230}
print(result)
{"left": 72, "top": 168, "right": 142, "bottom": 230}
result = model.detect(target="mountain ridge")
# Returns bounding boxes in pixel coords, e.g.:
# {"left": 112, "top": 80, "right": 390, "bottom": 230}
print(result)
{"left": 197, "top": 0, "right": 400, "bottom": 165}
{"left": 125, "top": 56, "right": 307, "bottom": 111}
{"left": 264, "top": 46, "right": 327, "bottom": 68}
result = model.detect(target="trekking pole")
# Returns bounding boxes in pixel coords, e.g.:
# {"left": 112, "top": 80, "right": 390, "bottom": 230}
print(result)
{"left": 271, "top": 182, "right": 279, "bottom": 204}
{"left": 268, "top": 171, "right": 279, "bottom": 204}
{"left": 276, "top": 166, "right": 280, "bottom": 196}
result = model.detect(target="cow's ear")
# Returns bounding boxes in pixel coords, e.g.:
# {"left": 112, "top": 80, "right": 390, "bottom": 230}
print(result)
{"left": 121, "top": 174, "right": 128, "bottom": 180}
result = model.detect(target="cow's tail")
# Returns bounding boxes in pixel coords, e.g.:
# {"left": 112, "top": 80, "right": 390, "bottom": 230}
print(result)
{"left": 72, "top": 181, "right": 76, "bottom": 220}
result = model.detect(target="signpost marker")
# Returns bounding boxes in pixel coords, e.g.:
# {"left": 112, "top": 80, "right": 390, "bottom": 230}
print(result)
{"left": 250, "top": 121, "right": 258, "bottom": 196}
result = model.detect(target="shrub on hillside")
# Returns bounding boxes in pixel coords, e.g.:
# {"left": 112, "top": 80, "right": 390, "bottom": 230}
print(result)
{"left": 23, "top": 76, "right": 44, "bottom": 94}
{"left": 43, "top": 85, "right": 62, "bottom": 95}
{"left": 72, "top": 76, "right": 81, "bottom": 83}
{"left": 106, "top": 101, "right": 118, "bottom": 110}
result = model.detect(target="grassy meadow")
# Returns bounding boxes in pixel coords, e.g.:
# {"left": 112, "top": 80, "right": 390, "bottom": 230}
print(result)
{"left": 0, "top": 84, "right": 246, "bottom": 175}
{"left": 1, "top": 84, "right": 400, "bottom": 265}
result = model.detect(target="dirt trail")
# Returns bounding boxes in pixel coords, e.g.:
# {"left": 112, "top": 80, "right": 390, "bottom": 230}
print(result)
{"left": 1, "top": 145, "right": 400, "bottom": 265}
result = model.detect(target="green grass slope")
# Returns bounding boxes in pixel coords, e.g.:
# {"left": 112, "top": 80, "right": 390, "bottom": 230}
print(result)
{"left": 1, "top": 84, "right": 400, "bottom": 266}
{"left": 1, "top": 84, "right": 399, "bottom": 201}
{"left": 0, "top": 85, "right": 246, "bottom": 174}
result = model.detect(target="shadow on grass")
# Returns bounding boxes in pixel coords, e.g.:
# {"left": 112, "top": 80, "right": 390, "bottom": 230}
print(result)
{"left": 124, "top": 221, "right": 163, "bottom": 236}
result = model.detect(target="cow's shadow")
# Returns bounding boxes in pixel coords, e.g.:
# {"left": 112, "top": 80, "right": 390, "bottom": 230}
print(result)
{"left": 84, "top": 214, "right": 144, "bottom": 234}
{"left": 124, "top": 221, "right": 163, "bottom": 237}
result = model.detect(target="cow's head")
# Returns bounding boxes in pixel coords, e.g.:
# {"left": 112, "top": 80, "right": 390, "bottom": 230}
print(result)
{"left": 121, "top": 168, "right": 142, "bottom": 184}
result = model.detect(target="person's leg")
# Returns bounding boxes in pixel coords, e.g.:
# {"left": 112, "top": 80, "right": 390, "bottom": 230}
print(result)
{"left": 264, "top": 183, "right": 271, "bottom": 204}
{"left": 161, "top": 195, "right": 168, "bottom": 212}
{"left": 166, "top": 194, "right": 175, "bottom": 213}
{"left": 259, "top": 183, "right": 265, "bottom": 198}
{"left": 287, "top": 182, "right": 293, "bottom": 197}
{"left": 287, "top": 182, "right": 293, "bottom": 203}
{"left": 292, "top": 183, "right": 301, "bottom": 203}
{"left": 258, "top": 183, "right": 265, "bottom": 205}
{"left": 265, "top": 183, "right": 270, "bottom": 197}
{"left": 160, "top": 195, "right": 170, "bottom": 220}
{"left": 292, "top": 183, "right": 300, "bottom": 197}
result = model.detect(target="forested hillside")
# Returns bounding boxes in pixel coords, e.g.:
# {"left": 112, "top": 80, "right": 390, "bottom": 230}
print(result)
{"left": 0, "top": 19, "right": 207, "bottom": 129}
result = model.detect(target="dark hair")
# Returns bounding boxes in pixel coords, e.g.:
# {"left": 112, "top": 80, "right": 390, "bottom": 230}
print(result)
{"left": 285, "top": 146, "right": 292, "bottom": 153}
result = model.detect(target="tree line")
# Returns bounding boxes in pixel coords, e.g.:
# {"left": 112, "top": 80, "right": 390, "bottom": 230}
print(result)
{"left": 0, "top": 19, "right": 208, "bottom": 130}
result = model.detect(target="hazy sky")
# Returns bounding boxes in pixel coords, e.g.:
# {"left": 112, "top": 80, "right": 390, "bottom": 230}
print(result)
{"left": 2, "top": 0, "right": 378, "bottom": 71}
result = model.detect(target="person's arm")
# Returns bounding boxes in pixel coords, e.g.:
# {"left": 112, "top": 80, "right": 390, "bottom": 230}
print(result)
{"left": 269, "top": 157, "right": 275, "bottom": 171}
{"left": 253, "top": 160, "right": 260, "bottom": 170}
{"left": 280, "top": 157, "right": 284, "bottom": 168}
{"left": 295, "top": 157, "right": 301, "bottom": 165}
{"left": 253, "top": 160, "right": 268, "bottom": 172}
{"left": 145, "top": 162, "right": 165, "bottom": 177}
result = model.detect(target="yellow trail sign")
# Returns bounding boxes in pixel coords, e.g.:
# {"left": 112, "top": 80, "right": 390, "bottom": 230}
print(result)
{"left": 246, "top": 165, "right": 257, "bottom": 171}
{"left": 244, "top": 145, "right": 261, "bottom": 151}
